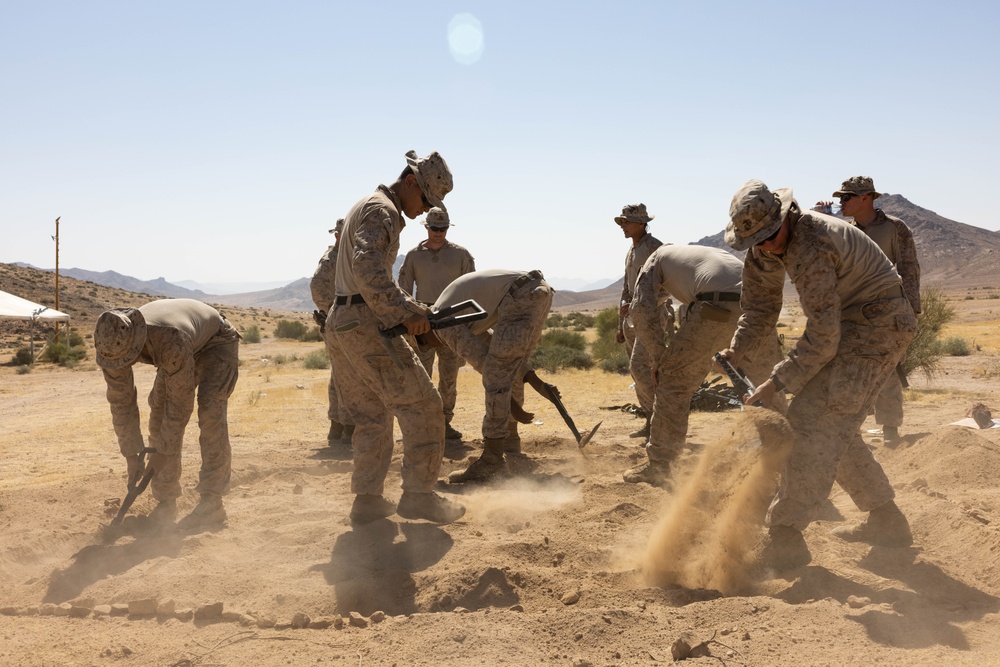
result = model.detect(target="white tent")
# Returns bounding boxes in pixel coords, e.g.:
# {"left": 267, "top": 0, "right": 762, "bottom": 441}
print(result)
{"left": 0, "top": 290, "right": 70, "bottom": 322}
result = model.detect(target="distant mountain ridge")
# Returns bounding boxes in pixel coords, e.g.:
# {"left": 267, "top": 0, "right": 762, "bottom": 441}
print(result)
{"left": 12, "top": 194, "right": 999, "bottom": 312}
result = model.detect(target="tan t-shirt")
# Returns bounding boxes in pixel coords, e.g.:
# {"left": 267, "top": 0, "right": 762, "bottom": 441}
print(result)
{"left": 398, "top": 240, "right": 476, "bottom": 304}
{"left": 433, "top": 269, "right": 528, "bottom": 335}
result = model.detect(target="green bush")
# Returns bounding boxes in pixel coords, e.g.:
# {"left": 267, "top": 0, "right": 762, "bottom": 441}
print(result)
{"left": 301, "top": 326, "right": 324, "bottom": 343}
{"left": 243, "top": 325, "right": 261, "bottom": 344}
{"left": 275, "top": 319, "right": 308, "bottom": 340}
{"left": 303, "top": 349, "right": 331, "bottom": 369}
{"left": 40, "top": 342, "right": 87, "bottom": 365}
{"left": 901, "top": 288, "right": 955, "bottom": 379}
{"left": 538, "top": 329, "right": 587, "bottom": 351}
{"left": 590, "top": 307, "right": 630, "bottom": 374}
{"left": 531, "top": 346, "right": 594, "bottom": 373}
{"left": 594, "top": 308, "right": 620, "bottom": 339}
{"left": 16, "top": 364, "right": 32, "bottom": 375}
{"left": 13, "top": 347, "right": 34, "bottom": 365}
{"left": 938, "top": 336, "right": 971, "bottom": 356}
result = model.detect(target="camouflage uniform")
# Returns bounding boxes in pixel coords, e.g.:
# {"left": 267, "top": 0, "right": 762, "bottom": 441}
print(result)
{"left": 632, "top": 245, "right": 784, "bottom": 464}
{"left": 310, "top": 238, "right": 352, "bottom": 430}
{"left": 432, "top": 269, "right": 553, "bottom": 439}
{"left": 620, "top": 232, "right": 663, "bottom": 417}
{"left": 732, "top": 206, "right": 916, "bottom": 531}
{"left": 99, "top": 299, "right": 240, "bottom": 502}
{"left": 398, "top": 236, "right": 475, "bottom": 424}
{"left": 326, "top": 185, "right": 444, "bottom": 496}
{"left": 852, "top": 208, "right": 921, "bottom": 432}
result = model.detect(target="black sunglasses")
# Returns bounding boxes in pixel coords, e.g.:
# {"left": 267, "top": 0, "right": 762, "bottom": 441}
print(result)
{"left": 420, "top": 192, "right": 432, "bottom": 209}
{"left": 428, "top": 226, "right": 448, "bottom": 233}
{"left": 756, "top": 225, "right": 781, "bottom": 247}
{"left": 839, "top": 193, "right": 857, "bottom": 204}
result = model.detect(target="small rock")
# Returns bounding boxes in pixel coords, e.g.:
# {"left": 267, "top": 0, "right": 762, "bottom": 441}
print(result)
{"left": 256, "top": 614, "right": 277, "bottom": 629}
{"left": 636, "top": 601, "right": 647, "bottom": 611}
{"left": 39, "top": 604, "right": 58, "bottom": 616}
{"left": 110, "top": 604, "right": 129, "bottom": 616}
{"left": 847, "top": 595, "right": 871, "bottom": 609}
{"left": 93, "top": 605, "right": 113, "bottom": 617}
{"left": 438, "top": 594, "right": 453, "bottom": 609}
{"left": 121, "top": 646, "right": 133, "bottom": 656}
{"left": 742, "top": 632, "right": 751, "bottom": 641}
{"left": 20, "top": 606, "right": 39, "bottom": 616}
{"left": 222, "top": 611, "right": 244, "bottom": 623}
{"left": 571, "top": 660, "right": 593, "bottom": 667}
{"left": 370, "top": 610, "right": 386, "bottom": 623}
{"left": 54, "top": 603, "right": 72, "bottom": 617}
{"left": 560, "top": 591, "right": 580, "bottom": 605}
{"left": 574, "top": 633, "right": 584, "bottom": 641}
{"left": 195, "top": 602, "right": 224, "bottom": 621}
{"left": 452, "top": 607, "right": 469, "bottom": 614}
{"left": 308, "top": 618, "right": 334, "bottom": 630}
{"left": 174, "top": 608, "right": 194, "bottom": 622}
{"left": 671, "top": 638, "right": 692, "bottom": 661}
{"left": 71, "top": 597, "right": 96, "bottom": 609}
{"left": 69, "top": 606, "right": 91, "bottom": 618}
{"left": 333, "top": 617, "right": 345, "bottom": 629}
{"left": 0, "top": 607, "right": 17, "bottom": 616}
{"left": 293, "top": 484, "right": 304, "bottom": 495}
{"left": 349, "top": 612, "right": 368, "bottom": 628}
{"left": 291, "top": 612, "right": 311, "bottom": 629}
{"left": 509, "top": 604, "right": 524, "bottom": 613}
{"left": 128, "top": 599, "right": 158, "bottom": 617}
{"left": 156, "top": 599, "right": 177, "bottom": 617}
{"left": 239, "top": 613, "right": 257, "bottom": 626}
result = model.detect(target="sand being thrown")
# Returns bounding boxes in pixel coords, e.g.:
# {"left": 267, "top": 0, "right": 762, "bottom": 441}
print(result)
{"left": 641, "top": 409, "right": 793, "bottom": 595}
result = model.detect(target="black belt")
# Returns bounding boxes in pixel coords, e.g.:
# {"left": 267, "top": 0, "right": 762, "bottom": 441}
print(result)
{"left": 695, "top": 291, "right": 740, "bottom": 303}
{"left": 335, "top": 294, "right": 366, "bottom": 306}
{"left": 511, "top": 270, "right": 543, "bottom": 292}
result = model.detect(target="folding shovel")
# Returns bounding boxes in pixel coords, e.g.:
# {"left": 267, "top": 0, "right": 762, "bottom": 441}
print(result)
{"left": 378, "top": 299, "right": 488, "bottom": 368}
{"left": 524, "top": 370, "right": 601, "bottom": 448}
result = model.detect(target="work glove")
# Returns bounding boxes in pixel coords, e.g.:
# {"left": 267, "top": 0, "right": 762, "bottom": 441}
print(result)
{"left": 312, "top": 309, "right": 327, "bottom": 334}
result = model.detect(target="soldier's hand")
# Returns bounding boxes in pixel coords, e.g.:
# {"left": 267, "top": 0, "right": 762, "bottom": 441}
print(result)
{"left": 125, "top": 454, "right": 142, "bottom": 486}
{"left": 812, "top": 200, "right": 834, "bottom": 214}
{"left": 619, "top": 303, "right": 629, "bottom": 318}
{"left": 616, "top": 330, "right": 625, "bottom": 344}
{"left": 745, "top": 378, "right": 777, "bottom": 407}
{"left": 403, "top": 313, "right": 431, "bottom": 336}
{"left": 715, "top": 347, "right": 744, "bottom": 371}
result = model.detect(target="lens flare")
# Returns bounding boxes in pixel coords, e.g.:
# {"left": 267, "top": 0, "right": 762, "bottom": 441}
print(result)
{"left": 448, "top": 13, "right": 484, "bottom": 65}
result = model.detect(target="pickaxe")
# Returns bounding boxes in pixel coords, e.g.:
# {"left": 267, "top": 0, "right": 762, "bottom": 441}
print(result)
{"left": 523, "top": 370, "right": 601, "bottom": 448}
{"left": 378, "top": 299, "right": 488, "bottom": 368}
{"left": 104, "top": 446, "right": 156, "bottom": 540}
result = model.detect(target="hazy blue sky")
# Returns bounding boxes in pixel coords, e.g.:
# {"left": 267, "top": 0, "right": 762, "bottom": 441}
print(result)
{"left": 3, "top": 1, "right": 998, "bottom": 290}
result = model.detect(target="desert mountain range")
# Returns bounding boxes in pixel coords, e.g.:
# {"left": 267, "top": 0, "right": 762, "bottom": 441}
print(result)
{"left": 8, "top": 194, "right": 1000, "bottom": 315}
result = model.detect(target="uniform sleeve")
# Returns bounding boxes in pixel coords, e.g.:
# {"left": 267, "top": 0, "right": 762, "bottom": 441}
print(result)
{"left": 398, "top": 251, "right": 416, "bottom": 298}
{"left": 773, "top": 240, "right": 842, "bottom": 393}
{"left": 631, "top": 259, "right": 667, "bottom": 366}
{"left": 618, "top": 250, "right": 631, "bottom": 331}
{"left": 148, "top": 328, "right": 197, "bottom": 456}
{"left": 895, "top": 223, "right": 921, "bottom": 314}
{"left": 353, "top": 208, "right": 424, "bottom": 325}
{"left": 463, "top": 249, "right": 476, "bottom": 274}
{"left": 732, "top": 249, "right": 785, "bottom": 357}
{"left": 310, "top": 248, "right": 337, "bottom": 312}
{"left": 102, "top": 366, "right": 145, "bottom": 457}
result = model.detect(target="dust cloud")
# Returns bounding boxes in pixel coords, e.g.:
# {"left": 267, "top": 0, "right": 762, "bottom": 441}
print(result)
{"left": 641, "top": 409, "right": 793, "bottom": 595}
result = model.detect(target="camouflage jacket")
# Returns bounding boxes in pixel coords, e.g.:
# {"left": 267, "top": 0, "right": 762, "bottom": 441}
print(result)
{"left": 619, "top": 232, "right": 662, "bottom": 329}
{"left": 335, "top": 185, "right": 427, "bottom": 326}
{"left": 310, "top": 243, "right": 339, "bottom": 313}
{"left": 733, "top": 211, "right": 901, "bottom": 394}
{"left": 854, "top": 209, "right": 921, "bottom": 313}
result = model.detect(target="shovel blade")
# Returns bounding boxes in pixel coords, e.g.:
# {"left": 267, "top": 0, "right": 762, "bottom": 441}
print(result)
{"left": 577, "top": 421, "right": 602, "bottom": 448}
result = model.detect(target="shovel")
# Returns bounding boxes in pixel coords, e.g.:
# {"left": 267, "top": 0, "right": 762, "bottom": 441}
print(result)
{"left": 524, "top": 370, "right": 601, "bottom": 448}
{"left": 378, "top": 299, "right": 488, "bottom": 368}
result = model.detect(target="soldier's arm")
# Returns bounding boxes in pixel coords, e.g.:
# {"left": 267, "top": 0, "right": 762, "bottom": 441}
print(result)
{"left": 102, "top": 366, "right": 145, "bottom": 457}
{"left": 353, "top": 208, "right": 426, "bottom": 324}
{"left": 631, "top": 262, "right": 668, "bottom": 367}
{"left": 896, "top": 223, "right": 921, "bottom": 314}
{"left": 310, "top": 250, "right": 336, "bottom": 312}
{"left": 732, "top": 250, "right": 785, "bottom": 357}
{"left": 151, "top": 328, "right": 197, "bottom": 455}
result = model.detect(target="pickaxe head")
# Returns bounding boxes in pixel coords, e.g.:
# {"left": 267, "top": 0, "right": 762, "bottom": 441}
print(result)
{"left": 578, "top": 421, "right": 602, "bottom": 448}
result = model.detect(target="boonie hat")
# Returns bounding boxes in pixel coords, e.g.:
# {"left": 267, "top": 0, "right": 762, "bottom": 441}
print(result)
{"left": 423, "top": 207, "right": 451, "bottom": 228}
{"left": 405, "top": 150, "right": 454, "bottom": 208}
{"left": 832, "top": 175, "right": 881, "bottom": 199}
{"left": 329, "top": 218, "right": 345, "bottom": 235}
{"left": 614, "top": 203, "right": 654, "bottom": 224}
{"left": 94, "top": 308, "right": 147, "bottom": 370}
{"left": 725, "top": 179, "right": 794, "bottom": 251}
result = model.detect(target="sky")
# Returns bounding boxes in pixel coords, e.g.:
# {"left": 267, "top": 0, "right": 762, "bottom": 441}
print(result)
{"left": 2, "top": 1, "right": 998, "bottom": 291}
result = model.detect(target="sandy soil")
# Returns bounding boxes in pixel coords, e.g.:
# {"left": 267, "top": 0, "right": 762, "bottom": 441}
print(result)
{"left": 2, "top": 335, "right": 1000, "bottom": 667}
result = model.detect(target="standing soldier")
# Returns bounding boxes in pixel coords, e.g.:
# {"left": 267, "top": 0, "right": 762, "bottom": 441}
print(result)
{"left": 310, "top": 218, "right": 355, "bottom": 447}
{"left": 325, "top": 150, "right": 465, "bottom": 525}
{"left": 816, "top": 176, "right": 921, "bottom": 445}
{"left": 419, "top": 269, "right": 553, "bottom": 483}
{"left": 720, "top": 179, "right": 917, "bottom": 572}
{"left": 398, "top": 207, "right": 476, "bottom": 441}
{"left": 615, "top": 203, "right": 663, "bottom": 441}
{"left": 95, "top": 298, "right": 241, "bottom": 529}
{"left": 622, "top": 245, "right": 785, "bottom": 486}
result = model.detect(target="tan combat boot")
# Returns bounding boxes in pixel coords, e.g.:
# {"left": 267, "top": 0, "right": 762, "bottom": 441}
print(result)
{"left": 349, "top": 494, "right": 397, "bottom": 524}
{"left": 504, "top": 421, "right": 522, "bottom": 453}
{"left": 448, "top": 438, "right": 506, "bottom": 484}
{"left": 831, "top": 501, "right": 913, "bottom": 547}
{"left": 396, "top": 492, "right": 466, "bottom": 524}
{"left": 629, "top": 418, "right": 650, "bottom": 440}
{"left": 178, "top": 495, "right": 226, "bottom": 531}
{"left": 622, "top": 458, "right": 671, "bottom": 487}
{"left": 760, "top": 525, "right": 812, "bottom": 572}
{"left": 444, "top": 420, "right": 463, "bottom": 441}
{"left": 327, "top": 420, "right": 344, "bottom": 443}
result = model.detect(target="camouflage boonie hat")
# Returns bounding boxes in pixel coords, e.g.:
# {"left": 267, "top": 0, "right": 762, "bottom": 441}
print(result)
{"left": 725, "top": 179, "right": 794, "bottom": 251}
{"left": 94, "top": 308, "right": 147, "bottom": 370}
{"left": 833, "top": 175, "right": 881, "bottom": 199}
{"left": 405, "top": 150, "right": 454, "bottom": 208}
{"left": 423, "top": 207, "right": 451, "bottom": 228}
{"left": 614, "top": 203, "right": 654, "bottom": 224}
{"left": 329, "top": 218, "right": 345, "bottom": 235}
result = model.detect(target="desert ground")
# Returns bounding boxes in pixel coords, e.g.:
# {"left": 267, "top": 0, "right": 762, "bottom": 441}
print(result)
{"left": 2, "top": 295, "right": 1000, "bottom": 667}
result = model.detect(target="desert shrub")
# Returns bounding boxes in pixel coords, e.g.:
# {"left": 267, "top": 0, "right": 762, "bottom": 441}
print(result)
{"left": 530, "top": 329, "right": 593, "bottom": 372}
{"left": 901, "top": 288, "right": 955, "bottom": 379}
{"left": 16, "top": 364, "right": 32, "bottom": 375}
{"left": 13, "top": 347, "right": 34, "bottom": 365}
{"left": 40, "top": 341, "right": 87, "bottom": 365}
{"left": 938, "top": 336, "right": 971, "bottom": 356}
{"left": 271, "top": 354, "right": 294, "bottom": 365}
{"left": 539, "top": 329, "right": 587, "bottom": 351}
{"left": 242, "top": 325, "right": 261, "bottom": 344}
{"left": 590, "top": 307, "right": 630, "bottom": 374}
{"left": 594, "top": 308, "right": 620, "bottom": 338}
{"left": 546, "top": 313, "right": 568, "bottom": 328}
{"left": 301, "top": 326, "right": 324, "bottom": 343}
{"left": 303, "top": 349, "right": 331, "bottom": 369}
{"left": 274, "top": 319, "right": 308, "bottom": 340}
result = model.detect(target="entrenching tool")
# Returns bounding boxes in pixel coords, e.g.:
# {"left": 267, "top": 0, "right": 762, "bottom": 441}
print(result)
{"left": 378, "top": 299, "right": 488, "bottom": 368}
{"left": 713, "top": 353, "right": 763, "bottom": 408}
{"left": 523, "top": 370, "right": 601, "bottom": 448}
{"left": 103, "top": 446, "right": 156, "bottom": 540}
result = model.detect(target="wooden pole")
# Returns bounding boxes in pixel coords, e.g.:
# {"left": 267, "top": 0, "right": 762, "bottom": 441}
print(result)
{"left": 54, "top": 216, "right": 60, "bottom": 344}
